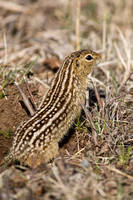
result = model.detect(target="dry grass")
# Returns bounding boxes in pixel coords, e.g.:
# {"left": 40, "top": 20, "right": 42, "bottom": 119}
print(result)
{"left": 0, "top": 0, "right": 133, "bottom": 200}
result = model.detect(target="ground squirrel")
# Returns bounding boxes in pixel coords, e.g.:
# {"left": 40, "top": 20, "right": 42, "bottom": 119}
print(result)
{"left": 8, "top": 49, "right": 101, "bottom": 167}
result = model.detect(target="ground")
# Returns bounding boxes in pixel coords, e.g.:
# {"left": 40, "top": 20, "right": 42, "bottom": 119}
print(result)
{"left": 0, "top": 0, "right": 133, "bottom": 200}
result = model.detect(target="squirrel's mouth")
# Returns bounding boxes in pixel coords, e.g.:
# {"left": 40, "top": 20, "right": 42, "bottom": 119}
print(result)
{"left": 95, "top": 54, "right": 102, "bottom": 66}
{"left": 96, "top": 59, "right": 101, "bottom": 66}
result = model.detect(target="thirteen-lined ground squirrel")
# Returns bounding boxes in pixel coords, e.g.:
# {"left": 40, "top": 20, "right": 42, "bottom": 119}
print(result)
{"left": 8, "top": 49, "right": 101, "bottom": 167}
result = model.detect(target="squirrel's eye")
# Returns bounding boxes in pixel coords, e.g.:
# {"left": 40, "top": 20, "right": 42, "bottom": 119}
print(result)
{"left": 85, "top": 55, "right": 93, "bottom": 61}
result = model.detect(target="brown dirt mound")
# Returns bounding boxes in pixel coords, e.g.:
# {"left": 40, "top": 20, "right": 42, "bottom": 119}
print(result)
{"left": 0, "top": 80, "right": 40, "bottom": 161}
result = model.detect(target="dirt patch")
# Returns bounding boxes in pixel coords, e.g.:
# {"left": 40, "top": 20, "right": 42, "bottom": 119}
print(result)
{"left": 0, "top": 80, "right": 40, "bottom": 161}
{"left": 0, "top": 135, "right": 12, "bottom": 163}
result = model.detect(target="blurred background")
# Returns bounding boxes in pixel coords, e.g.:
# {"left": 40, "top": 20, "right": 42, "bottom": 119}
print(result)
{"left": 0, "top": 0, "right": 132, "bottom": 63}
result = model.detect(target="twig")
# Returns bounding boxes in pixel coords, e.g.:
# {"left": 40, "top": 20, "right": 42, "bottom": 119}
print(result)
{"left": 93, "top": 83, "right": 102, "bottom": 109}
{"left": 118, "top": 101, "right": 125, "bottom": 132}
{"left": 3, "top": 33, "right": 7, "bottom": 65}
{"left": 107, "top": 89, "right": 133, "bottom": 105}
{"left": 85, "top": 90, "right": 89, "bottom": 108}
{"left": 118, "top": 72, "right": 133, "bottom": 96}
{"left": 69, "top": 148, "right": 85, "bottom": 160}
{"left": 111, "top": 102, "right": 119, "bottom": 128}
{"left": 15, "top": 81, "right": 35, "bottom": 116}
{"left": 114, "top": 42, "right": 127, "bottom": 69}
{"left": 75, "top": 0, "right": 80, "bottom": 50}
{"left": 102, "top": 9, "right": 107, "bottom": 61}
{"left": 87, "top": 76, "right": 106, "bottom": 88}
{"left": 117, "top": 27, "right": 131, "bottom": 83}
{"left": 76, "top": 131, "right": 80, "bottom": 152}
{"left": 0, "top": 1, "right": 28, "bottom": 13}
{"left": 24, "top": 76, "right": 37, "bottom": 110}
{"left": 105, "top": 86, "right": 109, "bottom": 121}
{"left": 114, "top": 27, "right": 131, "bottom": 83}
{"left": 105, "top": 165, "right": 133, "bottom": 180}
{"left": 34, "top": 77, "right": 50, "bottom": 89}
{"left": 98, "top": 59, "right": 117, "bottom": 67}
{"left": 81, "top": 104, "right": 98, "bottom": 146}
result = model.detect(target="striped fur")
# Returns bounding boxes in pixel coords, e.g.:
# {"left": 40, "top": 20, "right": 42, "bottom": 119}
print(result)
{"left": 9, "top": 49, "right": 101, "bottom": 167}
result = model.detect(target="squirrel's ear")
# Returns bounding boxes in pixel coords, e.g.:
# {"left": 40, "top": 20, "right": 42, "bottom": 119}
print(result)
{"left": 76, "top": 59, "right": 80, "bottom": 68}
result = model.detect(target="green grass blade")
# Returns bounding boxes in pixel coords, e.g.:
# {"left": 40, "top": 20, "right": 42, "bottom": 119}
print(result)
{"left": 2, "top": 70, "right": 12, "bottom": 88}
{"left": 110, "top": 68, "right": 118, "bottom": 95}
{"left": 19, "top": 56, "right": 38, "bottom": 84}
{"left": 0, "top": 89, "right": 8, "bottom": 99}
{"left": 0, "top": 66, "right": 7, "bottom": 78}
{"left": 0, "top": 130, "right": 6, "bottom": 137}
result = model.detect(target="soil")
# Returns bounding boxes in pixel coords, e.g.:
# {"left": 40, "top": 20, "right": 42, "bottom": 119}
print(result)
{"left": 0, "top": 81, "right": 38, "bottom": 161}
